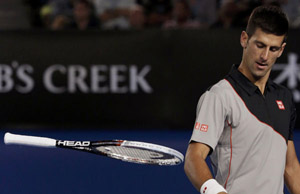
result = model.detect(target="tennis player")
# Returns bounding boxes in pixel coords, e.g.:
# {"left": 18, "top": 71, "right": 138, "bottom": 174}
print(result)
{"left": 184, "top": 5, "right": 300, "bottom": 194}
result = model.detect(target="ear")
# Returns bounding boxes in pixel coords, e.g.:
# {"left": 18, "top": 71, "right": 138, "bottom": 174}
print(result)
{"left": 240, "top": 31, "right": 248, "bottom": 48}
{"left": 277, "top": 42, "right": 286, "bottom": 58}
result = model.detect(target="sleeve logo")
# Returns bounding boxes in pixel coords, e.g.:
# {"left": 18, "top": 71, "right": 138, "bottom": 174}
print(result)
{"left": 276, "top": 100, "right": 285, "bottom": 110}
{"left": 194, "top": 122, "right": 201, "bottom": 130}
{"left": 194, "top": 122, "right": 209, "bottom": 132}
{"left": 200, "top": 124, "right": 209, "bottom": 132}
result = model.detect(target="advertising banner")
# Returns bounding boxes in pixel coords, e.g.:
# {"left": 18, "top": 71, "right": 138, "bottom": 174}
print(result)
{"left": 0, "top": 29, "right": 299, "bottom": 129}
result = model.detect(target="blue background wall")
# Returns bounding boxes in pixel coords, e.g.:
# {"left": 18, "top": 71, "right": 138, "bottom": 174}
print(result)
{"left": 1, "top": 129, "right": 299, "bottom": 194}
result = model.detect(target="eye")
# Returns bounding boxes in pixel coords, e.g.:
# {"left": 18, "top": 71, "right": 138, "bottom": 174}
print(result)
{"left": 256, "top": 43, "right": 264, "bottom": 48}
{"left": 270, "top": 47, "right": 280, "bottom": 52}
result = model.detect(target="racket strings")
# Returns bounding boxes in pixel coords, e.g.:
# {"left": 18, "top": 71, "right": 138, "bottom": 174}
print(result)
{"left": 95, "top": 146, "right": 179, "bottom": 165}
{"left": 97, "top": 146, "right": 165, "bottom": 159}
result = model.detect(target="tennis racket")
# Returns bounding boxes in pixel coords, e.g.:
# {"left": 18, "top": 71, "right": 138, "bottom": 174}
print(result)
{"left": 4, "top": 132, "right": 184, "bottom": 166}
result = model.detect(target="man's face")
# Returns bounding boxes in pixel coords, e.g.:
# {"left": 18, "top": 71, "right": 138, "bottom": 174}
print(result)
{"left": 240, "top": 28, "right": 286, "bottom": 82}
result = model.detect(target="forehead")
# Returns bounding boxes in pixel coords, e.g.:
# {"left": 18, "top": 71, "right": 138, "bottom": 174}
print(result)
{"left": 249, "top": 28, "right": 285, "bottom": 47}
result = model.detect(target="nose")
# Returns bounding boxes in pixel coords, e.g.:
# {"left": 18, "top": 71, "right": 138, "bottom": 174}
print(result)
{"left": 260, "top": 48, "right": 269, "bottom": 61}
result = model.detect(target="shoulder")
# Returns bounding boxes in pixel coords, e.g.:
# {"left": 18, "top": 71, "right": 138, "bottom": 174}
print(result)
{"left": 196, "top": 79, "right": 232, "bottom": 115}
{"left": 206, "top": 79, "right": 233, "bottom": 95}
{"left": 198, "top": 79, "right": 233, "bottom": 105}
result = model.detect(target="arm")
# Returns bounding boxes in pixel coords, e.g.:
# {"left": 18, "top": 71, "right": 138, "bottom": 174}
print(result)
{"left": 285, "top": 140, "right": 300, "bottom": 194}
{"left": 184, "top": 142, "right": 227, "bottom": 194}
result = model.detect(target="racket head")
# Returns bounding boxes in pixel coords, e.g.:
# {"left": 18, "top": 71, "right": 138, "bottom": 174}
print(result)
{"left": 91, "top": 140, "right": 184, "bottom": 166}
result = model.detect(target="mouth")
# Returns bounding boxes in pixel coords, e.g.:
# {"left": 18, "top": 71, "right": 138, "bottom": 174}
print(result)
{"left": 256, "top": 61, "right": 267, "bottom": 66}
{"left": 256, "top": 62, "right": 268, "bottom": 69}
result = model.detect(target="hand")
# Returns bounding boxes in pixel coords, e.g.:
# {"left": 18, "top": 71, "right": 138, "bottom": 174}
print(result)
{"left": 218, "top": 192, "right": 228, "bottom": 194}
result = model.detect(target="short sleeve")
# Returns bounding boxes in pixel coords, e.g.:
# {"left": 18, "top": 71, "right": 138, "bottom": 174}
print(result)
{"left": 190, "top": 89, "right": 227, "bottom": 151}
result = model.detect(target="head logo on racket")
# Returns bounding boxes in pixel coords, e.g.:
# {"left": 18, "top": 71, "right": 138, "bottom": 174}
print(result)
{"left": 57, "top": 141, "right": 90, "bottom": 147}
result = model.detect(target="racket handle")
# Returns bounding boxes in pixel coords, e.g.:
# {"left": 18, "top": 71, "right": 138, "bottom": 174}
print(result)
{"left": 4, "top": 132, "right": 56, "bottom": 147}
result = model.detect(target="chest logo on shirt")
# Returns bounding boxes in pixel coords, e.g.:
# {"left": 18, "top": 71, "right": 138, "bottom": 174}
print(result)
{"left": 194, "top": 122, "right": 209, "bottom": 132}
{"left": 276, "top": 100, "right": 285, "bottom": 110}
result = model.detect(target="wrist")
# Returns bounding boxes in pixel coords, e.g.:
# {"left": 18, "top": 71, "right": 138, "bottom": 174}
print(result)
{"left": 200, "top": 179, "right": 227, "bottom": 194}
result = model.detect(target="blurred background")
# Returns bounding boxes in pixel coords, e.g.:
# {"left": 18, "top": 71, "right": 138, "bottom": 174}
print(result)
{"left": 0, "top": 0, "right": 300, "bottom": 193}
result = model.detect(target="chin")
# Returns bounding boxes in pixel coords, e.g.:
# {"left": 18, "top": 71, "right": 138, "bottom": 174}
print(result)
{"left": 253, "top": 71, "right": 268, "bottom": 80}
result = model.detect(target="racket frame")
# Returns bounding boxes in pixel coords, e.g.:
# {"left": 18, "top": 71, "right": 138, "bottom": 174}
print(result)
{"left": 4, "top": 133, "right": 184, "bottom": 166}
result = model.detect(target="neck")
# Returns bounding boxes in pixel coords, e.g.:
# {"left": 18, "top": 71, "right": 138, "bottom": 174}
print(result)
{"left": 238, "top": 64, "right": 270, "bottom": 95}
{"left": 254, "top": 80, "right": 267, "bottom": 94}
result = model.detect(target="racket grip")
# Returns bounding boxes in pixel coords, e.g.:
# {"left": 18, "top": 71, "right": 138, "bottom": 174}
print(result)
{"left": 4, "top": 132, "right": 56, "bottom": 147}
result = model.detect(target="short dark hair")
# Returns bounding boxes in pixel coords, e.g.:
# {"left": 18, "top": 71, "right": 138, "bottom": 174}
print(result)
{"left": 246, "top": 5, "right": 289, "bottom": 42}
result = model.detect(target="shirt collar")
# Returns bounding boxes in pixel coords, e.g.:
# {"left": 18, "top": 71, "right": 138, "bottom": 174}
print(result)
{"left": 228, "top": 64, "right": 276, "bottom": 96}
